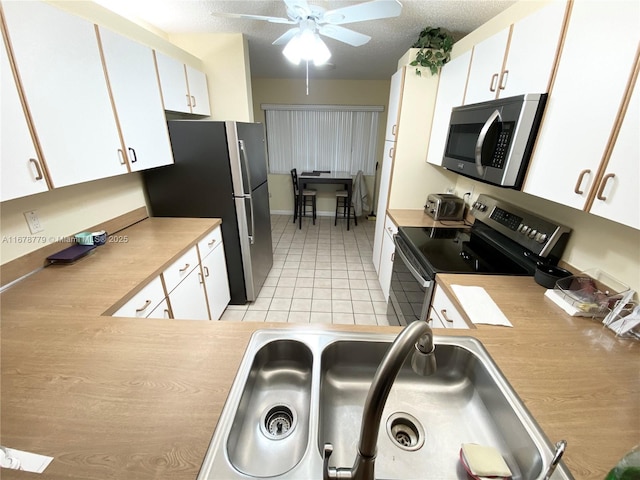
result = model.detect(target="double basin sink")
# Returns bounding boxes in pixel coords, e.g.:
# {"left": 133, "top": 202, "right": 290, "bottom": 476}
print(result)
{"left": 197, "top": 329, "right": 572, "bottom": 479}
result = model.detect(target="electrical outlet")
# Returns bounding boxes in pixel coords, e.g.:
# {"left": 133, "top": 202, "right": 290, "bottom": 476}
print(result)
{"left": 24, "top": 210, "right": 44, "bottom": 234}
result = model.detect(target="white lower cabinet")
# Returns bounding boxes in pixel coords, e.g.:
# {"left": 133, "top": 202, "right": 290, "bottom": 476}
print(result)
{"left": 378, "top": 215, "right": 398, "bottom": 301}
{"left": 429, "top": 284, "right": 469, "bottom": 329}
{"left": 166, "top": 264, "right": 210, "bottom": 320}
{"left": 113, "top": 276, "right": 165, "bottom": 318}
{"left": 111, "top": 226, "right": 230, "bottom": 320}
{"left": 198, "top": 233, "right": 230, "bottom": 321}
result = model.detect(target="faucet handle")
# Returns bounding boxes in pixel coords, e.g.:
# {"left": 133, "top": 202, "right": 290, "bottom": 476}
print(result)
{"left": 323, "top": 443, "right": 335, "bottom": 480}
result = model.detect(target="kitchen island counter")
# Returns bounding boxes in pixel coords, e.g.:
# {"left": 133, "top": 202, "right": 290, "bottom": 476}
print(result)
{"left": 1, "top": 218, "right": 637, "bottom": 479}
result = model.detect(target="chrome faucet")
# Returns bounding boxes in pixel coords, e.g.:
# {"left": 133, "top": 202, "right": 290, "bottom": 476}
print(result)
{"left": 323, "top": 320, "right": 437, "bottom": 480}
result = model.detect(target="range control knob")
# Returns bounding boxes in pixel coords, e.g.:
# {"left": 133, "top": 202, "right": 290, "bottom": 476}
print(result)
{"left": 522, "top": 225, "right": 530, "bottom": 235}
{"left": 536, "top": 233, "right": 548, "bottom": 244}
{"left": 528, "top": 229, "right": 538, "bottom": 239}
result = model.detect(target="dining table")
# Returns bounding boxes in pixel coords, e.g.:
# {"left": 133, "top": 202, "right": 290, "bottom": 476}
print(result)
{"left": 297, "top": 170, "right": 354, "bottom": 230}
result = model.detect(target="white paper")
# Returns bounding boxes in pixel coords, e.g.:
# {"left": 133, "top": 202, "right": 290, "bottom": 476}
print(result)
{"left": 450, "top": 285, "right": 513, "bottom": 327}
{"left": 0, "top": 446, "right": 53, "bottom": 473}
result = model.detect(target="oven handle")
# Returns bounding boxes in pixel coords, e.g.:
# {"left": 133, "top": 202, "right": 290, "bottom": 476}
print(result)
{"left": 393, "top": 235, "right": 431, "bottom": 288}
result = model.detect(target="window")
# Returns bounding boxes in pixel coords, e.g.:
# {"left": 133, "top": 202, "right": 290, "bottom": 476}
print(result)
{"left": 262, "top": 104, "right": 382, "bottom": 175}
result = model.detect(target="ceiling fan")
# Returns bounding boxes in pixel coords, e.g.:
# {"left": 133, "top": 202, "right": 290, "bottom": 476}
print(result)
{"left": 215, "top": 0, "right": 403, "bottom": 65}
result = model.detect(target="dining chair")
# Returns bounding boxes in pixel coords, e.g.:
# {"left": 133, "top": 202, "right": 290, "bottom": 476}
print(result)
{"left": 290, "top": 168, "right": 317, "bottom": 224}
{"left": 334, "top": 190, "right": 357, "bottom": 226}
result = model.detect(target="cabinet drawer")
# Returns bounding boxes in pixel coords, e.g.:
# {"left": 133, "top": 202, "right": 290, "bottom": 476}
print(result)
{"left": 197, "top": 226, "right": 223, "bottom": 260}
{"left": 384, "top": 215, "right": 398, "bottom": 237}
{"left": 431, "top": 285, "right": 470, "bottom": 329}
{"left": 113, "top": 276, "right": 165, "bottom": 318}
{"left": 162, "top": 245, "right": 199, "bottom": 294}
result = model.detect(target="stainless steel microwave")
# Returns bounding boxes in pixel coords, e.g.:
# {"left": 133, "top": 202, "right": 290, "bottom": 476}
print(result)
{"left": 441, "top": 93, "right": 547, "bottom": 188}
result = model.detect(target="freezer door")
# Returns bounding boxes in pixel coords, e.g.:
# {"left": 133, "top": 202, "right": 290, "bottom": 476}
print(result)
{"left": 226, "top": 122, "right": 268, "bottom": 196}
{"left": 234, "top": 181, "right": 273, "bottom": 301}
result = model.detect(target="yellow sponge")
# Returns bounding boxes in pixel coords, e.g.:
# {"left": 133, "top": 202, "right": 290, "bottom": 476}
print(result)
{"left": 461, "top": 443, "right": 512, "bottom": 478}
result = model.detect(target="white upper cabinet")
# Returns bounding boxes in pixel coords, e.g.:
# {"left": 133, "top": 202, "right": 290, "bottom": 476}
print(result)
{"left": 155, "top": 51, "right": 210, "bottom": 116}
{"left": 2, "top": 1, "right": 126, "bottom": 188}
{"left": 97, "top": 27, "right": 174, "bottom": 172}
{"left": 1, "top": 37, "right": 49, "bottom": 201}
{"left": 588, "top": 74, "right": 639, "bottom": 230}
{"left": 464, "top": 28, "right": 510, "bottom": 104}
{"left": 426, "top": 50, "right": 472, "bottom": 166}
{"left": 384, "top": 69, "right": 404, "bottom": 141}
{"left": 465, "top": 1, "right": 566, "bottom": 104}
{"left": 185, "top": 64, "right": 211, "bottom": 116}
{"left": 523, "top": 1, "right": 639, "bottom": 211}
{"left": 499, "top": 1, "right": 566, "bottom": 98}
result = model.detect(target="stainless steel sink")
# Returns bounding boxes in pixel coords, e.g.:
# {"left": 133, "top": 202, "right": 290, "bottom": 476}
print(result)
{"left": 197, "top": 329, "right": 573, "bottom": 480}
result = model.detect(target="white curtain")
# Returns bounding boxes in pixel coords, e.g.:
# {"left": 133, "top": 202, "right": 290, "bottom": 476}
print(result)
{"left": 263, "top": 104, "right": 381, "bottom": 175}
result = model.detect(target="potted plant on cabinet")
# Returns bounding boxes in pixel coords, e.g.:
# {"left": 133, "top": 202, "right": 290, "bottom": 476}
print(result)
{"left": 410, "top": 27, "right": 454, "bottom": 76}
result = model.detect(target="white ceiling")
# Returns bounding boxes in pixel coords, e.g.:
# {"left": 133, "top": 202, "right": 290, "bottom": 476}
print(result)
{"left": 97, "top": 0, "right": 517, "bottom": 80}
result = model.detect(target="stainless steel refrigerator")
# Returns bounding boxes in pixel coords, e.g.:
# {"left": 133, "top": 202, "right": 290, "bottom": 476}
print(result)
{"left": 143, "top": 121, "right": 273, "bottom": 305}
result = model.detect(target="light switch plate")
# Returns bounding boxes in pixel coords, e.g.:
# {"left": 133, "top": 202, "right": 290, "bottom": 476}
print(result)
{"left": 24, "top": 210, "right": 44, "bottom": 234}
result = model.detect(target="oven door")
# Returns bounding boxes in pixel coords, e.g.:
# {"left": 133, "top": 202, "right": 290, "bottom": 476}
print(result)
{"left": 386, "top": 235, "right": 434, "bottom": 326}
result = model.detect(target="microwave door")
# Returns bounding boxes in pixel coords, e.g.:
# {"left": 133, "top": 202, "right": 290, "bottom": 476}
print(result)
{"left": 474, "top": 109, "right": 502, "bottom": 176}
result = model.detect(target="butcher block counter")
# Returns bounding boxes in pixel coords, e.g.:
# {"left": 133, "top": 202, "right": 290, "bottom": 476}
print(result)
{"left": 1, "top": 217, "right": 638, "bottom": 480}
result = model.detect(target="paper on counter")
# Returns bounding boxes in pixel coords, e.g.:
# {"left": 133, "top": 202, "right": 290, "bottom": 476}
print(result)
{"left": 450, "top": 285, "right": 513, "bottom": 327}
{"left": 0, "top": 446, "right": 53, "bottom": 473}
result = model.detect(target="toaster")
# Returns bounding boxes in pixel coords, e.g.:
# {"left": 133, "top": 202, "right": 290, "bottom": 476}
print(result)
{"left": 424, "top": 193, "right": 465, "bottom": 221}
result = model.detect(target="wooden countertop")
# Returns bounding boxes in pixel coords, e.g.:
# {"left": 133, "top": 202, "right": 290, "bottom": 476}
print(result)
{"left": 1, "top": 218, "right": 638, "bottom": 479}
{"left": 387, "top": 208, "right": 468, "bottom": 228}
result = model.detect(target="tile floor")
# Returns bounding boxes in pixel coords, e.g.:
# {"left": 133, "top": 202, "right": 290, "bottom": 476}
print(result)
{"left": 220, "top": 214, "right": 390, "bottom": 326}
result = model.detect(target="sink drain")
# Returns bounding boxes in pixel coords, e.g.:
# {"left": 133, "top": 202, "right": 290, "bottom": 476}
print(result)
{"left": 386, "top": 412, "right": 425, "bottom": 451}
{"left": 260, "top": 404, "right": 297, "bottom": 440}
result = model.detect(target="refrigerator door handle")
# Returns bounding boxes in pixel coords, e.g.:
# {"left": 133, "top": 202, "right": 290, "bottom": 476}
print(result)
{"left": 238, "top": 140, "right": 253, "bottom": 195}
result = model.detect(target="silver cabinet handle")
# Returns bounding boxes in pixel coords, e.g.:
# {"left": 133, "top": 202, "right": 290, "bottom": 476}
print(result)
{"left": 29, "top": 158, "right": 44, "bottom": 181}
{"left": 203, "top": 266, "right": 210, "bottom": 277}
{"left": 198, "top": 272, "right": 204, "bottom": 285}
{"left": 191, "top": 95, "right": 196, "bottom": 107}
{"left": 127, "top": 147, "right": 137, "bottom": 163}
{"left": 207, "top": 238, "right": 216, "bottom": 247}
{"left": 186, "top": 93, "right": 191, "bottom": 107}
{"left": 117, "top": 148, "right": 127, "bottom": 165}
{"left": 440, "top": 309, "right": 454, "bottom": 323}
{"left": 179, "top": 263, "right": 190, "bottom": 273}
{"left": 489, "top": 73, "right": 499, "bottom": 92}
{"left": 596, "top": 173, "right": 615, "bottom": 201}
{"left": 391, "top": 124, "right": 397, "bottom": 136}
{"left": 475, "top": 109, "right": 501, "bottom": 176}
{"left": 135, "top": 300, "right": 152, "bottom": 313}
{"left": 498, "top": 69, "right": 509, "bottom": 90}
{"left": 388, "top": 147, "right": 394, "bottom": 158}
{"left": 574, "top": 169, "right": 591, "bottom": 194}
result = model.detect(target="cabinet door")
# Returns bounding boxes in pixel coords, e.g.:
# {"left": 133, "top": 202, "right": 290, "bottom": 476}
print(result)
{"left": 201, "top": 243, "right": 231, "bottom": 320}
{"left": 523, "top": 1, "right": 639, "bottom": 210}
{"left": 98, "top": 27, "right": 174, "bottom": 172}
{"left": 155, "top": 51, "right": 190, "bottom": 114}
{"left": 500, "top": 1, "right": 566, "bottom": 98}
{"left": 168, "top": 268, "right": 210, "bottom": 320}
{"left": 378, "top": 216, "right": 398, "bottom": 301}
{"left": 384, "top": 69, "right": 404, "bottom": 141}
{"left": 2, "top": 1, "right": 126, "bottom": 188}
{"left": 431, "top": 284, "right": 469, "bottom": 329}
{"left": 112, "top": 276, "right": 166, "bottom": 318}
{"left": 185, "top": 65, "right": 210, "bottom": 116}
{"left": 464, "top": 27, "right": 509, "bottom": 104}
{"left": 426, "top": 50, "right": 472, "bottom": 166}
{"left": 589, "top": 74, "right": 639, "bottom": 230}
{"left": 372, "top": 140, "right": 395, "bottom": 273}
{"left": 1, "top": 38, "right": 48, "bottom": 201}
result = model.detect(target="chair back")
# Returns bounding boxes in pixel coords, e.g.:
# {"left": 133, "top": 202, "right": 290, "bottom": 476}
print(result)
{"left": 290, "top": 168, "right": 299, "bottom": 195}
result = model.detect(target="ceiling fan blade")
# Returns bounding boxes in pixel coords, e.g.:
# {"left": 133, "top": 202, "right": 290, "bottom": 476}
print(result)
{"left": 283, "top": 0, "right": 312, "bottom": 21}
{"left": 318, "top": 25, "right": 371, "bottom": 47}
{"left": 213, "top": 12, "right": 296, "bottom": 25}
{"left": 321, "top": 0, "right": 402, "bottom": 25}
{"left": 272, "top": 28, "right": 301, "bottom": 45}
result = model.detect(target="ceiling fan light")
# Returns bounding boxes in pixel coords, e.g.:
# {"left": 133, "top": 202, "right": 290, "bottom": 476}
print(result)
{"left": 312, "top": 35, "right": 331, "bottom": 66}
{"left": 282, "top": 34, "right": 302, "bottom": 64}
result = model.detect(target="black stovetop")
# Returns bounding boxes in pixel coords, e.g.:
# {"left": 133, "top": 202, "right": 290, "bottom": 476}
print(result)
{"left": 398, "top": 222, "right": 537, "bottom": 277}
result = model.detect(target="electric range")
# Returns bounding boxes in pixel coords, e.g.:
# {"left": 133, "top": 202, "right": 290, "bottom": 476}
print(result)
{"left": 387, "top": 194, "right": 571, "bottom": 326}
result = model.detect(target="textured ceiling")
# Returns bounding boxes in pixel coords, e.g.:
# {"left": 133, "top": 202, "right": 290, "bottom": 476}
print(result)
{"left": 97, "top": 0, "right": 517, "bottom": 80}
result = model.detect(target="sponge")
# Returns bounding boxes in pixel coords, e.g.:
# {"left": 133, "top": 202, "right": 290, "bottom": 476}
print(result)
{"left": 461, "top": 443, "right": 512, "bottom": 478}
